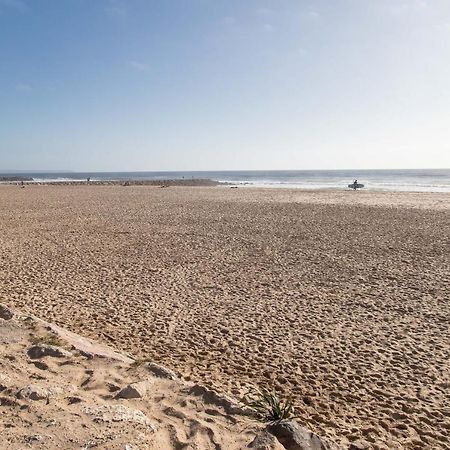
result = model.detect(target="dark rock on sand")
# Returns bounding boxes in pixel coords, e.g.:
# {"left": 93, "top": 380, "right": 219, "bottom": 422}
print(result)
{"left": 267, "top": 420, "right": 340, "bottom": 450}
{"left": 146, "top": 362, "right": 177, "bottom": 380}
{"left": 27, "top": 344, "right": 72, "bottom": 359}
{"left": 248, "top": 430, "right": 284, "bottom": 449}
{"left": 116, "top": 380, "right": 153, "bottom": 399}
{"left": 0, "top": 304, "right": 14, "bottom": 320}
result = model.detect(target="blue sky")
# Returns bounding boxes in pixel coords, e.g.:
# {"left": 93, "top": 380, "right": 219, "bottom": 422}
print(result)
{"left": 1, "top": 0, "right": 449, "bottom": 171}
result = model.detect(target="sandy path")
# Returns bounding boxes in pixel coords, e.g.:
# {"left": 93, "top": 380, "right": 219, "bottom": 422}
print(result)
{"left": 1, "top": 185, "right": 449, "bottom": 449}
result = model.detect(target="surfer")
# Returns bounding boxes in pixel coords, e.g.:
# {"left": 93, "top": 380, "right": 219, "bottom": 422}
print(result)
{"left": 353, "top": 180, "right": 358, "bottom": 190}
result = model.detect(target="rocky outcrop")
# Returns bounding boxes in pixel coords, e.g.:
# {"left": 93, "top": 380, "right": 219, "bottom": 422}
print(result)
{"left": 0, "top": 304, "right": 14, "bottom": 320}
{"left": 27, "top": 344, "right": 72, "bottom": 359}
{"left": 0, "top": 176, "right": 33, "bottom": 182}
{"left": 146, "top": 362, "right": 177, "bottom": 380}
{"left": 17, "top": 384, "right": 52, "bottom": 401}
{"left": 116, "top": 380, "right": 154, "bottom": 399}
{"left": 17, "top": 383, "right": 70, "bottom": 401}
{"left": 248, "top": 430, "right": 285, "bottom": 449}
{"left": 267, "top": 420, "right": 339, "bottom": 450}
{"left": 43, "top": 320, "right": 134, "bottom": 363}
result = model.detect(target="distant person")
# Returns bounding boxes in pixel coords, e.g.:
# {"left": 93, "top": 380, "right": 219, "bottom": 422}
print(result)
{"left": 87, "top": 177, "right": 90, "bottom": 183}
{"left": 353, "top": 179, "right": 358, "bottom": 190}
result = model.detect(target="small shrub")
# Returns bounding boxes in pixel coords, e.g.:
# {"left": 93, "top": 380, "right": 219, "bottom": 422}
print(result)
{"left": 247, "top": 388, "right": 297, "bottom": 423}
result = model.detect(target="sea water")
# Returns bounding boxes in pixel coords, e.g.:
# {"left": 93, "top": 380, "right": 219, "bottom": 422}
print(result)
{"left": 2, "top": 169, "right": 450, "bottom": 193}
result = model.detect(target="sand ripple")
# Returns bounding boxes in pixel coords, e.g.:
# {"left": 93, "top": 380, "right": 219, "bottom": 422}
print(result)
{"left": 1, "top": 185, "right": 449, "bottom": 449}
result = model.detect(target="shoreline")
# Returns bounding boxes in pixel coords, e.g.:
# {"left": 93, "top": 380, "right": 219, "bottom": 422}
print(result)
{"left": 2, "top": 178, "right": 450, "bottom": 194}
{"left": 3, "top": 183, "right": 448, "bottom": 210}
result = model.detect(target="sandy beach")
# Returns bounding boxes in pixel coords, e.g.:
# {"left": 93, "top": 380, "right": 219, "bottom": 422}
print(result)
{"left": 1, "top": 185, "right": 449, "bottom": 449}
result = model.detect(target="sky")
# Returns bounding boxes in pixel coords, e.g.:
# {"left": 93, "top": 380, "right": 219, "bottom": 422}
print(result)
{"left": 1, "top": 0, "right": 450, "bottom": 171}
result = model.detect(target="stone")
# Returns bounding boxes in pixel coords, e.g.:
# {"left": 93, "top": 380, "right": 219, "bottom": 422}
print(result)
{"left": 44, "top": 321, "right": 133, "bottom": 363}
{"left": 267, "top": 420, "right": 339, "bottom": 450}
{"left": 83, "top": 404, "right": 156, "bottom": 430}
{"left": 116, "top": 380, "right": 153, "bottom": 399}
{"left": 27, "top": 344, "right": 72, "bottom": 359}
{"left": 146, "top": 362, "right": 177, "bottom": 380}
{"left": 106, "top": 382, "right": 121, "bottom": 393}
{"left": 25, "top": 434, "right": 44, "bottom": 443}
{"left": 0, "top": 304, "right": 14, "bottom": 320}
{"left": 17, "top": 385, "right": 52, "bottom": 401}
{"left": 67, "top": 396, "right": 83, "bottom": 405}
{"left": 349, "top": 440, "right": 371, "bottom": 450}
{"left": 17, "top": 383, "right": 74, "bottom": 401}
{"left": 248, "top": 430, "right": 285, "bottom": 449}
{"left": 31, "top": 361, "right": 49, "bottom": 371}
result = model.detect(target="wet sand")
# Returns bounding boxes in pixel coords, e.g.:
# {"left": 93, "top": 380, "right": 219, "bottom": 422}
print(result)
{"left": 1, "top": 185, "right": 449, "bottom": 449}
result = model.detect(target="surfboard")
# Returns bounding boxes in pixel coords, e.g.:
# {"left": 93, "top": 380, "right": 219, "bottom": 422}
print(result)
{"left": 348, "top": 183, "right": 364, "bottom": 189}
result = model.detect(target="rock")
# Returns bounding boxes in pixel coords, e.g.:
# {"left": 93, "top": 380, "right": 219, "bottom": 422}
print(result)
{"left": 248, "top": 430, "right": 285, "bottom": 449}
{"left": 106, "top": 382, "right": 121, "bottom": 393}
{"left": 116, "top": 380, "right": 153, "bottom": 399}
{"left": 24, "top": 434, "right": 44, "bottom": 443}
{"left": 163, "top": 406, "right": 187, "bottom": 420}
{"left": 349, "top": 440, "right": 370, "bottom": 450}
{"left": 27, "top": 344, "right": 72, "bottom": 359}
{"left": 79, "top": 350, "right": 95, "bottom": 359}
{"left": 0, "top": 304, "right": 14, "bottom": 320}
{"left": 17, "top": 385, "right": 52, "bottom": 401}
{"left": 0, "top": 396, "right": 20, "bottom": 407}
{"left": 83, "top": 404, "right": 156, "bottom": 430}
{"left": 267, "top": 420, "right": 338, "bottom": 450}
{"left": 67, "top": 396, "right": 83, "bottom": 405}
{"left": 31, "top": 361, "right": 49, "bottom": 371}
{"left": 17, "top": 383, "right": 74, "bottom": 401}
{"left": 146, "top": 362, "right": 177, "bottom": 380}
{"left": 44, "top": 321, "right": 134, "bottom": 363}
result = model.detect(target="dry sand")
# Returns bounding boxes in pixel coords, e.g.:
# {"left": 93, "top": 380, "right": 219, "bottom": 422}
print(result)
{"left": 1, "top": 304, "right": 286, "bottom": 450}
{"left": 1, "top": 185, "right": 449, "bottom": 449}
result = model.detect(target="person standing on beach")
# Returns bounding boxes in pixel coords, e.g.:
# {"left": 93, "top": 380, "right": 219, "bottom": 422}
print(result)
{"left": 353, "top": 180, "right": 358, "bottom": 190}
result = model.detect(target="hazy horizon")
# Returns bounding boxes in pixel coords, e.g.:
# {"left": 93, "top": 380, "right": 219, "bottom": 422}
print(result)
{"left": 2, "top": 0, "right": 450, "bottom": 171}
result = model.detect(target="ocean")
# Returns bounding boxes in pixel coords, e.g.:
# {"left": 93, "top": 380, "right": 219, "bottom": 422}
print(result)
{"left": 2, "top": 169, "right": 450, "bottom": 193}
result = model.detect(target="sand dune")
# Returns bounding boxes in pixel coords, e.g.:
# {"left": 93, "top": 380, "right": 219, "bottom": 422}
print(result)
{"left": 2, "top": 304, "right": 296, "bottom": 449}
{"left": 0, "top": 185, "right": 449, "bottom": 449}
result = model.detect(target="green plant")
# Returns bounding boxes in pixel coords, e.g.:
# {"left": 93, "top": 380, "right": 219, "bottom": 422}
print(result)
{"left": 247, "top": 388, "right": 297, "bottom": 423}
